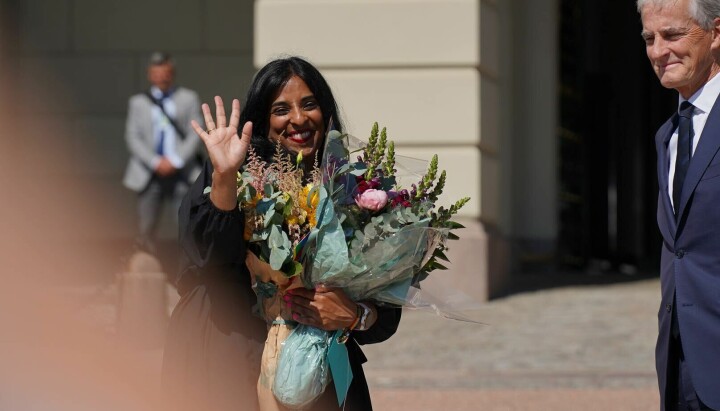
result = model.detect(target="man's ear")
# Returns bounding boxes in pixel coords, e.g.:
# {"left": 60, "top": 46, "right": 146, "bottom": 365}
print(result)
{"left": 712, "top": 17, "right": 720, "bottom": 50}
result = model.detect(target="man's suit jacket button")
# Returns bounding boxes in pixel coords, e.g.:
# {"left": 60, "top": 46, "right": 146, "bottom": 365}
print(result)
{"left": 666, "top": 303, "right": 672, "bottom": 312}
{"left": 676, "top": 250, "right": 685, "bottom": 258}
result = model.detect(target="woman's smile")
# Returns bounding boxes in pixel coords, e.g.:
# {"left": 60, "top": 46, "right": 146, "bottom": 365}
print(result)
{"left": 286, "top": 129, "right": 315, "bottom": 143}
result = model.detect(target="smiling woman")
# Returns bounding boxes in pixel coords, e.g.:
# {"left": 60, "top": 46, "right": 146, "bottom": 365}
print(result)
{"left": 267, "top": 76, "right": 326, "bottom": 166}
{"left": 161, "top": 56, "right": 402, "bottom": 411}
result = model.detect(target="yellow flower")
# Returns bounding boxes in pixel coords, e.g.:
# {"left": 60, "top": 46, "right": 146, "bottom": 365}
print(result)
{"left": 302, "top": 184, "right": 319, "bottom": 209}
{"left": 300, "top": 184, "right": 319, "bottom": 227}
{"left": 308, "top": 211, "right": 316, "bottom": 227}
{"left": 286, "top": 214, "right": 299, "bottom": 226}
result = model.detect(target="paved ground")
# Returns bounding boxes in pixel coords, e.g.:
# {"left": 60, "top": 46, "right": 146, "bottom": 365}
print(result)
{"left": 30, "top": 271, "right": 661, "bottom": 411}
{"left": 362, "top": 274, "right": 661, "bottom": 410}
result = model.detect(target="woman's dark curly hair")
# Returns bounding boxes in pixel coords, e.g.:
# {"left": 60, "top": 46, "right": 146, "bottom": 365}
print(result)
{"left": 239, "top": 56, "right": 343, "bottom": 163}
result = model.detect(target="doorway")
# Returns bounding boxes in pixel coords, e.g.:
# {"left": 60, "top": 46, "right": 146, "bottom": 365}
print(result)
{"left": 557, "top": 0, "right": 676, "bottom": 273}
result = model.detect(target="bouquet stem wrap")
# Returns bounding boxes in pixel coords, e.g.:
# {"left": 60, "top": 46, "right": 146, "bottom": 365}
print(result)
{"left": 246, "top": 253, "right": 326, "bottom": 411}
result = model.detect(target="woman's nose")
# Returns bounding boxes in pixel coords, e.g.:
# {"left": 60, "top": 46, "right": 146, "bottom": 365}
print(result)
{"left": 289, "top": 106, "right": 306, "bottom": 125}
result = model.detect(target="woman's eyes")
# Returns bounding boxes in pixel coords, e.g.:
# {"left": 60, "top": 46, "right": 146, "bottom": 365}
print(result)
{"left": 272, "top": 101, "right": 319, "bottom": 116}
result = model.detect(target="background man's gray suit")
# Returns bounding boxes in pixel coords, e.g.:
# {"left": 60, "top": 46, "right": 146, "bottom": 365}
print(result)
{"left": 123, "top": 86, "right": 203, "bottom": 252}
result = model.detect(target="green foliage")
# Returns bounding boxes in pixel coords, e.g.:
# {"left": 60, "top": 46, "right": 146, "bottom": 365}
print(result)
{"left": 415, "top": 155, "right": 438, "bottom": 199}
{"left": 384, "top": 141, "right": 396, "bottom": 177}
{"left": 363, "top": 122, "right": 393, "bottom": 182}
{"left": 267, "top": 225, "right": 293, "bottom": 271}
{"left": 349, "top": 207, "right": 425, "bottom": 253}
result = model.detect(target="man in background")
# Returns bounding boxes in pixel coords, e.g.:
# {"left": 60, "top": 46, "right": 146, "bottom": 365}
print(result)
{"left": 123, "top": 52, "right": 203, "bottom": 254}
{"left": 639, "top": 0, "right": 720, "bottom": 410}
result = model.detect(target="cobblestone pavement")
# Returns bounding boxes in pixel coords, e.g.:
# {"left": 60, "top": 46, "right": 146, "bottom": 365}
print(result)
{"left": 362, "top": 275, "right": 661, "bottom": 410}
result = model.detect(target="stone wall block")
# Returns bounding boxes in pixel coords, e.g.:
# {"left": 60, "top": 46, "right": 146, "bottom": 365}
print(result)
{"left": 17, "top": 56, "right": 135, "bottom": 115}
{"left": 255, "top": 0, "right": 479, "bottom": 67}
{"left": 206, "top": 0, "right": 254, "bottom": 52}
{"left": 325, "top": 68, "right": 479, "bottom": 145}
{"left": 174, "top": 54, "right": 256, "bottom": 103}
{"left": 74, "top": 0, "right": 203, "bottom": 51}
{"left": 16, "top": 0, "right": 70, "bottom": 52}
{"left": 74, "top": 116, "right": 128, "bottom": 176}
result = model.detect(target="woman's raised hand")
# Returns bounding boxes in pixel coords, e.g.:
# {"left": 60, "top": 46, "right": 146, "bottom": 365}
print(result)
{"left": 190, "top": 96, "right": 252, "bottom": 210}
{"left": 190, "top": 96, "right": 252, "bottom": 175}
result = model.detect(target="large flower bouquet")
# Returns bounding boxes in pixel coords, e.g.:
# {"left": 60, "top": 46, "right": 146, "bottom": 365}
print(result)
{"left": 239, "top": 123, "right": 468, "bottom": 410}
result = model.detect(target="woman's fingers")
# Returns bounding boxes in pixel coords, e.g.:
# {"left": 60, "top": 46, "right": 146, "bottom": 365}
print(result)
{"left": 290, "top": 303, "right": 314, "bottom": 322}
{"left": 214, "top": 96, "right": 226, "bottom": 128}
{"left": 229, "top": 99, "right": 241, "bottom": 129}
{"left": 240, "top": 121, "right": 253, "bottom": 146}
{"left": 201, "top": 103, "right": 216, "bottom": 132}
{"left": 286, "top": 287, "right": 356, "bottom": 330}
{"left": 190, "top": 120, "right": 208, "bottom": 141}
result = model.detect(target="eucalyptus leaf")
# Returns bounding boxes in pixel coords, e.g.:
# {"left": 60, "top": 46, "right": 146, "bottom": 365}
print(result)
{"left": 363, "top": 224, "right": 377, "bottom": 239}
{"left": 239, "top": 185, "right": 256, "bottom": 203}
{"left": 270, "top": 247, "right": 290, "bottom": 270}
{"left": 349, "top": 164, "right": 367, "bottom": 176}
{"left": 268, "top": 226, "right": 292, "bottom": 270}
{"left": 307, "top": 186, "right": 320, "bottom": 208}
{"left": 283, "top": 198, "right": 294, "bottom": 216}
{"left": 354, "top": 230, "right": 365, "bottom": 243}
{"left": 256, "top": 198, "right": 274, "bottom": 214}
{"left": 264, "top": 207, "right": 276, "bottom": 228}
{"left": 381, "top": 176, "right": 396, "bottom": 190}
{"left": 335, "top": 163, "right": 351, "bottom": 175}
{"left": 268, "top": 225, "right": 284, "bottom": 248}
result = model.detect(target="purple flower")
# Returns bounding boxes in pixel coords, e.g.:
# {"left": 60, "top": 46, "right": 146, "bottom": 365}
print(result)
{"left": 355, "top": 176, "right": 381, "bottom": 194}
{"left": 390, "top": 189, "right": 412, "bottom": 208}
{"left": 355, "top": 189, "right": 389, "bottom": 211}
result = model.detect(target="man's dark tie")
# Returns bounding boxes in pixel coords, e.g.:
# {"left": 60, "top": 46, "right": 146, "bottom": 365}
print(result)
{"left": 673, "top": 101, "right": 695, "bottom": 217}
{"left": 155, "top": 92, "right": 171, "bottom": 155}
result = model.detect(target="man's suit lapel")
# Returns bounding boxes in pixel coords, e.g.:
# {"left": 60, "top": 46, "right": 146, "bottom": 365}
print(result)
{"left": 676, "top": 95, "right": 720, "bottom": 221}
{"left": 657, "top": 114, "right": 677, "bottom": 242}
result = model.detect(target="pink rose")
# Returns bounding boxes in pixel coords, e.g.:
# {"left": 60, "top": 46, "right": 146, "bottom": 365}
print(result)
{"left": 355, "top": 189, "right": 388, "bottom": 212}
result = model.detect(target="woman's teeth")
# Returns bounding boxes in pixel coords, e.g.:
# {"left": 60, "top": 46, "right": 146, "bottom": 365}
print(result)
{"left": 288, "top": 131, "right": 312, "bottom": 142}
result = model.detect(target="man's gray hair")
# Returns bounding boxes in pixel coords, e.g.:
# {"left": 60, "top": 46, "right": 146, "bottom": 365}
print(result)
{"left": 148, "top": 51, "right": 174, "bottom": 67}
{"left": 637, "top": 0, "right": 720, "bottom": 30}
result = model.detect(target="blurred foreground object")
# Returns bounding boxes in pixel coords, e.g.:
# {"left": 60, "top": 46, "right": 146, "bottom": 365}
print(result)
{"left": 117, "top": 251, "right": 168, "bottom": 349}
{"left": 0, "top": 23, "right": 164, "bottom": 411}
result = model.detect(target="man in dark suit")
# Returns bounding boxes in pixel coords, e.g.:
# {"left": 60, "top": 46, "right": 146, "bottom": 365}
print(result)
{"left": 123, "top": 52, "right": 203, "bottom": 253}
{"left": 639, "top": 0, "right": 720, "bottom": 410}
